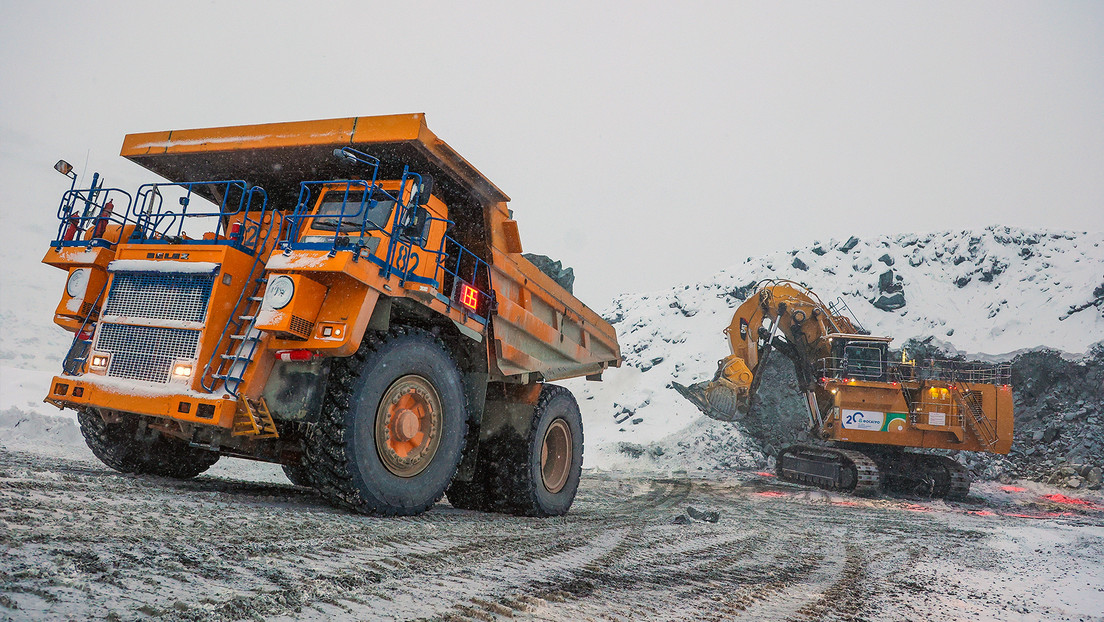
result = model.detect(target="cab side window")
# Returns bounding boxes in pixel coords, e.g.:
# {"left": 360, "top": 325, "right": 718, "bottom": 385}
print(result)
{"left": 842, "top": 344, "right": 885, "bottom": 381}
{"left": 401, "top": 206, "right": 432, "bottom": 247}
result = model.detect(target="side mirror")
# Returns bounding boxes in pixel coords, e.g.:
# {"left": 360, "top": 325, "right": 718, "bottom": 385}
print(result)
{"left": 417, "top": 175, "right": 434, "bottom": 205}
{"left": 54, "top": 160, "right": 75, "bottom": 177}
{"left": 332, "top": 148, "right": 358, "bottom": 165}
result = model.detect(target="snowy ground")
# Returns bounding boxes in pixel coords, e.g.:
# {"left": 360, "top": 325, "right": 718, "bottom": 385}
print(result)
{"left": 2, "top": 445, "right": 1103, "bottom": 622}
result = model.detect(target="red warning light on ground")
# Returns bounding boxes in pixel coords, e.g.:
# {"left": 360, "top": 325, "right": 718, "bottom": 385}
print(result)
{"left": 459, "top": 283, "right": 479, "bottom": 312}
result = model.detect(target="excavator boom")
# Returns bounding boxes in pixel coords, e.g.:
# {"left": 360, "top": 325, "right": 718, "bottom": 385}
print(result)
{"left": 672, "top": 280, "right": 858, "bottom": 422}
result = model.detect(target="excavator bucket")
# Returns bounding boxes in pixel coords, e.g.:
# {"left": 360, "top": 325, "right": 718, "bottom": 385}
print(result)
{"left": 672, "top": 378, "right": 748, "bottom": 422}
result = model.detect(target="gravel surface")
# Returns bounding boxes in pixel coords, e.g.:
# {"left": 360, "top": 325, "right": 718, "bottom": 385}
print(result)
{"left": 2, "top": 448, "right": 1103, "bottom": 622}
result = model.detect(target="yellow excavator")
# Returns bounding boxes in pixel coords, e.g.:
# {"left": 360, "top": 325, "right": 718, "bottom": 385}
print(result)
{"left": 673, "top": 280, "right": 1013, "bottom": 498}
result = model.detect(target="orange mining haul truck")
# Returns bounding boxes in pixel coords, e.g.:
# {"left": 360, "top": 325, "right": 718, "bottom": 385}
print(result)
{"left": 42, "top": 113, "right": 621, "bottom": 516}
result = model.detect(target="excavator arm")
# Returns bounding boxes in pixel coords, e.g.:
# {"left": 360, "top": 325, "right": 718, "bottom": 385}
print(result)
{"left": 672, "top": 280, "right": 860, "bottom": 422}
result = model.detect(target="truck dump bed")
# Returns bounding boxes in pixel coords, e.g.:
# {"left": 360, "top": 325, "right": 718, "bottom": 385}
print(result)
{"left": 121, "top": 113, "right": 620, "bottom": 382}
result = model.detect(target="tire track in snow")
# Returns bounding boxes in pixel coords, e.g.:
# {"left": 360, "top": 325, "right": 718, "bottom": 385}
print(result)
{"left": 4, "top": 449, "right": 1103, "bottom": 622}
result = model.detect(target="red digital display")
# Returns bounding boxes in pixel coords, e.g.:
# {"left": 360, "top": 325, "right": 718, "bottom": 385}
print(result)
{"left": 459, "top": 283, "right": 479, "bottom": 311}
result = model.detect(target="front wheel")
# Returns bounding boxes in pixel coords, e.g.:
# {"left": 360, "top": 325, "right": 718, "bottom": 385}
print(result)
{"left": 304, "top": 326, "right": 468, "bottom": 515}
{"left": 77, "top": 409, "right": 219, "bottom": 479}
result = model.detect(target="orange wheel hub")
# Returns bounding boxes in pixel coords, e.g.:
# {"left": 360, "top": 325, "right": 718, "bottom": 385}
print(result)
{"left": 375, "top": 375, "right": 443, "bottom": 478}
{"left": 541, "top": 419, "right": 572, "bottom": 494}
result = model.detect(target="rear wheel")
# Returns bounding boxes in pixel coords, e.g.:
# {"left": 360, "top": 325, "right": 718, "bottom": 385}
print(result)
{"left": 77, "top": 409, "right": 219, "bottom": 479}
{"left": 304, "top": 326, "right": 468, "bottom": 515}
{"left": 445, "top": 478, "right": 491, "bottom": 511}
{"left": 486, "top": 384, "right": 584, "bottom": 517}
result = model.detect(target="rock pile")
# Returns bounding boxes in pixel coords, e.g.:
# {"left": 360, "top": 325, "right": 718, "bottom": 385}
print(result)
{"left": 998, "top": 346, "right": 1104, "bottom": 481}
{"left": 1044, "top": 464, "right": 1103, "bottom": 490}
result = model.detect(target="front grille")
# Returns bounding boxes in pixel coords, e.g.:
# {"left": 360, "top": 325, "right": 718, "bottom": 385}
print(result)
{"left": 96, "top": 323, "right": 201, "bottom": 384}
{"left": 103, "top": 271, "right": 216, "bottom": 323}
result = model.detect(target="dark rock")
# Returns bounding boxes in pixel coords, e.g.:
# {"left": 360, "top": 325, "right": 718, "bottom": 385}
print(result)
{"left": 955, "top": 275, "right": 972, "bottom": 288}
{"left": 811, "top": 245, "right": 827, "bottom": 256}
{"left": 687, "top": 507, "right": 720, "bottom": 523}
{"left": 878, "top": 253, "right": 895, "bottom": 266}
{"left": 979, "top": 259, "right": 1008, "bottom": 282}
{"left": 837, "top": 236, "right": 860, "bottom": 253}
{"left": 522, "top": 253, "right": 574, "bottom": 294}
{"left": 673, "top": 515, "right": 691, "bottom": 525}
{"left": 878, "top": 270, "right": 895, "bottom": 293}
{"left": 729, "top": 337, "right": 1104, "bottom": 485}
{"left": 792, "top": 257, "right": 808, "bottom": 271}
{"left": 631, "top": 417, "right": 643, "bottom": 425}
{"left": 1043, "top": 426, "right": 1060, "bottom": 444}
{"left": 873, "top": 293, "right": 906, "bottom": 311}
{"left": 617, "top": 442, "right": 645, "bottom": 458}
{"left": 1081, "top": 466, "right": 1102, "bottom": 484}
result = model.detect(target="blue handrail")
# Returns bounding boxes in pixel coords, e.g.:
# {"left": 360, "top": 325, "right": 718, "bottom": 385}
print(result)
{"left": 199, "top": 208, "right": 282, "bottom": 395}
{"left": 129, "top": 180, "right": 270, "bottom": 255}
{"left": 280, "top": 159, "right": 494, "bottom": 321}
{"left": 60, "top": 282, "right": 110, "bottom": 376}
{"left": 284, "top": 179, "right": 382, "bottom": 249}
{"left": 51, "top": 182, "right": 135, "bottom": 249}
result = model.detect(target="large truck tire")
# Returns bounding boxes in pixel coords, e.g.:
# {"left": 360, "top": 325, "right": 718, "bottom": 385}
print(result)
{"left": 77, "top": 409, "right": 219, "bottom": 479}
{"left": 304, "top": 326, "right": 468, "bottom": 516}
{"left": 282, "top": 463, "right": 313, "bottom": 487}
{"left": 445, "top": 478, "right": 491, "bottom": 511}
{"left": 487, "top": 384, "right": 584, "bottom": 517}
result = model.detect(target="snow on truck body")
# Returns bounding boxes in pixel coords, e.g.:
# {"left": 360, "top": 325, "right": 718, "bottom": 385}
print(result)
{"left": 42, "top": 113, "right": 621, "bottom": 516}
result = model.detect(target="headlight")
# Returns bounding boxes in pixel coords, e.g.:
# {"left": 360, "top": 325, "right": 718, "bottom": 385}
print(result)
{"left": 66, "top": 268, "right": 90, "bottom": 298}
{"left": 264, "top": 275, "right": 295, "bottom": 310}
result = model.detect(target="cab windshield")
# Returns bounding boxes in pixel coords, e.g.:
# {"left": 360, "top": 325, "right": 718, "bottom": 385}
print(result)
{"left": 313, "top": 191, "right": 395, "bottom": 232}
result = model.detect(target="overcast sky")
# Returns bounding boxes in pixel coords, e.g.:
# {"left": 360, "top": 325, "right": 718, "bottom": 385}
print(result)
{"left": 2, "top": 1, "right": 1101, "bottom": 309}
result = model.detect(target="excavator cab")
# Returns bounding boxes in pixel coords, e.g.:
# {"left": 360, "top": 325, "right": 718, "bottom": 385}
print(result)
{"left": 831, "top": 337, "right": 889, "bottom": 382}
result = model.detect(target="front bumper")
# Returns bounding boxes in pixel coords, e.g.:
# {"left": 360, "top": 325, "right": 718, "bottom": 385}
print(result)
{"left": 46, "top": 375, "right": 239, "bottom": 428}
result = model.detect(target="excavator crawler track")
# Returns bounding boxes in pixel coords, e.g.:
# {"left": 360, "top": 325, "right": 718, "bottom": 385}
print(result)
{"left": 776, "top": 445, "right": 881, "bottom": 496}
{"left": 932, "top": 455, "right": 971, "bottom": 501}
{"left": 877, "top": 452, "right": 972, "bottom": 500}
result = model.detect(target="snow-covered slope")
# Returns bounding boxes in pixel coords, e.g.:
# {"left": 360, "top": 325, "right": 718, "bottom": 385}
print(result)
{"left": 566, "top": 226, "right": 1104, "bottom": 471}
